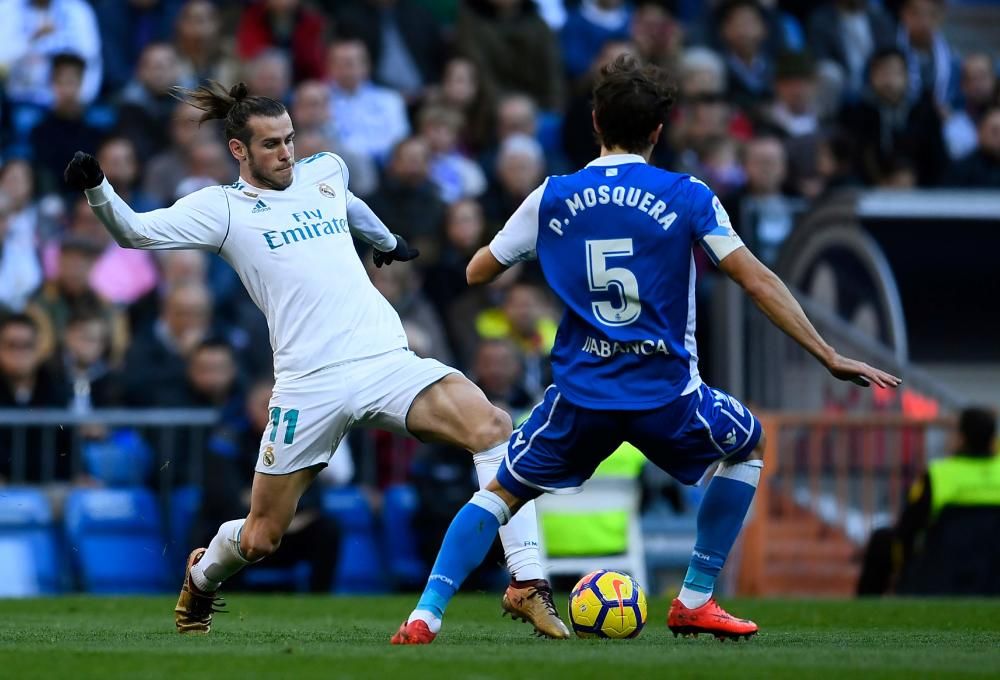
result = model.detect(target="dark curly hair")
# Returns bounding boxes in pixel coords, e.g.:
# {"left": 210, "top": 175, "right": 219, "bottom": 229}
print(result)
{"left": 592, "top": 55, "right": 677, "bottom": 154}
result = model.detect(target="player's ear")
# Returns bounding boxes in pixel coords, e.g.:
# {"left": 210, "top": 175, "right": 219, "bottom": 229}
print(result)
{"left": 591, "top": 110, "right": 601, "bottom": 135}
{"left": 648, "top": 123, "right": 664, "bottom": 147}
{"left": 229, "top": 138, "right": 246, "bottom": 161}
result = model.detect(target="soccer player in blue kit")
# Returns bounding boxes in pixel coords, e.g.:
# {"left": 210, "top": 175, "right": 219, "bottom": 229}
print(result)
{"left": 391, "top": 55, "right": 901, "bottom": 644}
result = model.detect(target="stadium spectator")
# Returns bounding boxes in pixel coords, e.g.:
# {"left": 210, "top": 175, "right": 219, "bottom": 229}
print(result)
{"left": 54, "top": 307, "right": 123, "bottom": 411}
{"left": 366, "top": 257, "right": 454, "bottom": 364}
{"left": 331, "top": 0, "right": 446, "bottom": 102}
{"left": 28, "top": 53, "right": 102, "bottom": 195}
{"left": 95, "top": 0, "right": 183, "bottom": 94}
{"left": 236, "top": 0, "right": 327, "bottom": 84}
{"left": 115, "top": 42, "right": 183, "bottom": 159}
{"left": 142, "top": 101, "right": 210, "bottom": 208}
{"left": 173, "top": 0, "right": 240, "bottom": 88}
{"left": 895, "top": 0, "right": 959, "bottom": 111}
{"left": 807, "top": 0, "right": 895, "bottom": 103}
{"left": 629, "top": 0, "right": 683, "bottom": 72}
{"left": 858, "top": 407, "right": 1000, "bottom": 596}
{"left": 0, "top": 192, "right": 42, "bottom": 313}
{"left": 0, "top": 160, "right": 43, "bottom": 308}
{"left": 496, "top": 92, "right": 540, "bottom": 143}
{"left": 418, "top": 104, "right": 487, "bottom": 204}
{"left": 423, "top": 198, "right": 487, "bottom": 316}
{"left": 560, "top": 0, "right": 632, "bottom": 82}
{"left": 943, "top": 105, "right": 1000, "bottom": 189}
{"left": 368, "top": 136, "right": 446, "bottom": 252}
{"left": 183, "top": 338, "right": 241, "bottom": 409}
{"left": 758, "top": 52, "right": 823, "bottom": 195}
{"left": 456, "top": 0, "right": 565, "bottom": 111}
{"left": 96, "top": 137, "right": 155, "bottom": 213}
{"left": 198, "top": 377, "right": 341, "bottom": 593}
{"left": 326, "top": 39, "right": 410, "bottom": 164}
{"left": 716, "top": 0, "right": 774, "bottom": 112}
{"left": 482, "top": 133, "right": 545, "bottom": 227}
{"left": 472, "top": 338, "right": 532, "bottom": 415}
{"left": 127, "top": 249, "right": 208, "bottom": 338}
{"left": 0, "top": 0, "right": 102, "bottom": 107}
{"left": 243, "top": 49, "right": 293, "bottom": 103}
{"left": 839, "top": 47, "right": 946, "bottom": 187}
{"left": 423, "top": 57, "right": 497, "bottom": 153}
{"left": 288, "top": 80, "right": 377, "bottom": 197}
{"left": 732, "top": 135, "right": 796, "bottom": 264}
{"left": 943, "top": 53, "right": 998, "bottom": 161}
{"left": 0, "top": 313, "right": 72, "bottom": 483}
{"left": 171, "top": 133, "right": 235, "bottom": 200}
{"left": 27, "top": 235, "right": 128, "bottom": 364}
{"left": 475, "top": 282, "right": 556, "bottom": 398}
{"left": 121, "top": 281, "right": 212, "bottom": 406}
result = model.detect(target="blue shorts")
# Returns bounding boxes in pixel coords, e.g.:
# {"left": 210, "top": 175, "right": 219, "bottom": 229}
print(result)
{"left": 496, "top": 382, "right": 762, "bottom": 500}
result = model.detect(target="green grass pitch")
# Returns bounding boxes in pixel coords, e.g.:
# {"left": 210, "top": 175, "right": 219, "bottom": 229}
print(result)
{"left": 0, "top": 596, "right": 998, "bottom": 679}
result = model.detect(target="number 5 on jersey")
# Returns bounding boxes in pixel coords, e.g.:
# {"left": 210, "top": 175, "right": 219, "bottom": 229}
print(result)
{"left": 586, "top": 239, "right": 641, "bottom": 327}
{"left": 269, "top": 407, "right": 300, "bottom": 445}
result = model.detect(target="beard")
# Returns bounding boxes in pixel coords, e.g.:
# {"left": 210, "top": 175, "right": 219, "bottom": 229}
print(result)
{"left": 247, "top": 153, "right": 294, "bottom": 191}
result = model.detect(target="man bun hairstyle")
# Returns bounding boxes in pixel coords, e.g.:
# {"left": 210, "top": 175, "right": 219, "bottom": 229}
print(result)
{"left": 171, "top": 81, "right": 286, "bottom": 147}
{"left": 592, "top": 54, "right": 676, "bottom": 154}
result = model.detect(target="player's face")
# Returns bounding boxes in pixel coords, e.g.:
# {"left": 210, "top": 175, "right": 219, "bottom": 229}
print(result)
{"left": 244, "top": 113, "right": 296, "bottom": 191}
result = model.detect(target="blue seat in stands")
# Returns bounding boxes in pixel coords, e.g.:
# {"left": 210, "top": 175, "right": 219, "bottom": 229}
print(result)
{"left": 64, "top": 488, "right": 168, "bottom": 593}
{"left": 322, "top": 486, "right": 386, "bottom": 593}
{"left": 0, "top": 488, "right": 61, "bottom": 596}
{"left": 381, "top": 484, "right": 426, "bottom": 589}
{"left": 82, "top": 429, "right": 154, "bottom": 488}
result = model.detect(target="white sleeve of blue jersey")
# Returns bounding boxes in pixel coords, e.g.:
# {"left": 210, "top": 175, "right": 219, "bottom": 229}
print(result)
{"left": 691, "top": 181, "right": 745, "bottom": 265}
{"left": 84, "top": 178, "right": 228, "bottom": 251}
{"left": 488, "top": 180, "right": 547, "bottom": 266}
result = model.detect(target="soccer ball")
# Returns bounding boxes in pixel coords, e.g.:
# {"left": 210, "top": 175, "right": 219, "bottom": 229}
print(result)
{"left": 567, "top": 569, "right": 647, "bottom": 639}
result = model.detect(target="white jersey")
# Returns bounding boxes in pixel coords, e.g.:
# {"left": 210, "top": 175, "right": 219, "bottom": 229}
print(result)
{"left": 85, "top": 152, "right": 408, "bottom": 384}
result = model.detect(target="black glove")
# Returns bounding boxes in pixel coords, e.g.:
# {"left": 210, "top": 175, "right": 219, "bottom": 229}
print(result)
{"left": 373, "top": 234, "right": 419, "bottom": 267}
{"left": 64, "top": 151, "right": 105, "bottom": 191}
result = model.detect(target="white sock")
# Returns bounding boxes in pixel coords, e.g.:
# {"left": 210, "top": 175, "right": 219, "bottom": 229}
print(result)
{"left": 473, "top": 443, "right": 545, "bottom": 582}
{"left": 190, "top": 518, "right": 252, "bottom": 592}
{"left": 407, "top": 609, "right": 442, "bottom": 633}
{"left": 677, "top": 586, "right": 711, "bottom": 609}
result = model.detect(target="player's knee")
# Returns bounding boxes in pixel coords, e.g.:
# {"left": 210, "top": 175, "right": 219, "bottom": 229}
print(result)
{"left": 471, "top": 407, "right": 513, "bottom": 451}
{"left": 241, "top": 520, "right": 284, "bottom": 561}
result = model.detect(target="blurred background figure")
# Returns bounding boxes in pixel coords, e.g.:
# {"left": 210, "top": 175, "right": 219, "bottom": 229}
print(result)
{"left": 236, "top": 0, "right": 326, "bottom": 84}
{"left": 858, "top": 407, "right": 1000, "bottom": 596}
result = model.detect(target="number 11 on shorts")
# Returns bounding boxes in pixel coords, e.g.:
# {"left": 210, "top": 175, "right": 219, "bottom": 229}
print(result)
{"left": 269, "top": 407, "right": 299, "bottom": 445}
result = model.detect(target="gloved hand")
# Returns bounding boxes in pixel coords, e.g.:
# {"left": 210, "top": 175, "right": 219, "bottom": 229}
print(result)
{"left": 373, "top": 234, "right": 420, "bottom": 267}
{"left": 64, "top": 151, "right": 105, "bottom": 191}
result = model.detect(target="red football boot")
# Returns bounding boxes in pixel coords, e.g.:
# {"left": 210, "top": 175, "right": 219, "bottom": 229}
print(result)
{"left": 390, "top": 619, "right": 437, "bottom": 645}
{"left": 667, "top": 598, "right": 758, "bottom": 641}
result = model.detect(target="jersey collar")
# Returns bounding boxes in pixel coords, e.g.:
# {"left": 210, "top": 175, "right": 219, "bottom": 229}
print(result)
{"left": 585, "top": 153, "right": 647, "bottom": 167}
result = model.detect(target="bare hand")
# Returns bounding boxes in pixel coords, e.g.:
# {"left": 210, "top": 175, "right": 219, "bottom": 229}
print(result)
{"left": 826, "top": 353, "right": 901, "bottom": 389}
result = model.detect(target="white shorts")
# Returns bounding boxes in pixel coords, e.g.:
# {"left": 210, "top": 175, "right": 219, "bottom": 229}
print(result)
{"left": 256, "top": 349, "right": 459, "bottom": 475}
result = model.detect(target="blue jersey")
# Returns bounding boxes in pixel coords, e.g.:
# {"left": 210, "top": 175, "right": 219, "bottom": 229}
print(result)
{"left": 489, "top": 154, "right": 744, "bottom": 410}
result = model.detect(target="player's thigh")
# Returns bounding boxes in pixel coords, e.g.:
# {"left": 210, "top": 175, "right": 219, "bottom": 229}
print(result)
{"left": 356, "top": 350, "right": 508, "bottom": 451}
{"left": 629, "top": 384, "right": 763, "bottom": 485}
{"left": 497, "top": 386, "right": 621, "bottom": 500}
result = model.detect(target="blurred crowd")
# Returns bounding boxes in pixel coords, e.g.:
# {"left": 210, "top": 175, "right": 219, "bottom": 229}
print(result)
{"left": 2, "top": 0, "right": 1000, "bottom": 497}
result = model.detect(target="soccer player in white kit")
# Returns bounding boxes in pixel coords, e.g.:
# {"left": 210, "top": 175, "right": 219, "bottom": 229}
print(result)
{"left": 63, "top": 82, "right": 569, "bottom": 639}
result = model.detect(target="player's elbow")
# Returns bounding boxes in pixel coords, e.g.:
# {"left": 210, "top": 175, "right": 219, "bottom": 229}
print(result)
{"left": 466, "top": 263, "right": 488, "bottom": 286}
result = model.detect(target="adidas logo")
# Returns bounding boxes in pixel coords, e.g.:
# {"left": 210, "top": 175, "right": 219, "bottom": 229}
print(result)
{"left": 251, "top": 199, "right": 270, "bottom": 214}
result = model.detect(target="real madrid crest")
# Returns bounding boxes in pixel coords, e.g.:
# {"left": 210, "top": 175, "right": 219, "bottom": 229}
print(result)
{"left": 263, "top": 444, "right": 275, "bottom": 467}
{"left": 318, "top": 183, "right": 336, "bottom": 199}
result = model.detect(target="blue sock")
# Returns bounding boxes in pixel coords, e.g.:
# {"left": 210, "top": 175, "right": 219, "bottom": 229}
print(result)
{"left": 414, "top": 491, "right": 509, "bottom": 621}
{"left": 680, "top": 460, "right": 763, "bottom": 606}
